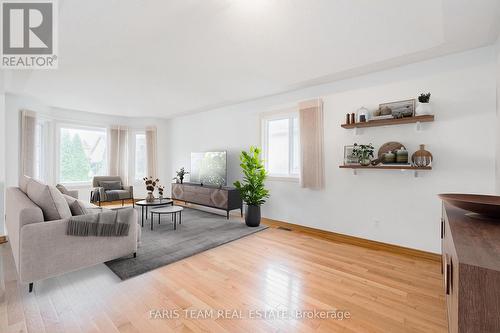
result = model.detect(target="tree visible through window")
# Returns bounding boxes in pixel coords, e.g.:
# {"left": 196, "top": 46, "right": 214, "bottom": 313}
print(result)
{"left": 59, "top": 127, "right": 107, "bottom": 183}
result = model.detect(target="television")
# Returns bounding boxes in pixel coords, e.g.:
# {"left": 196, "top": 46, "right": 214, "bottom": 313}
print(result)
{"left": 190, "top": 151, "right": 227, "bottom": 186}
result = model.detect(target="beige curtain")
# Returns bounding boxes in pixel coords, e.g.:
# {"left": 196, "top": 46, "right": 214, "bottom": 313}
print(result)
{"left": 299, "top": 99, "right": 325, "bottom": 190}
{"left": 21, "top": 110, "right": 37, "bottom": 179}
{"left": 145, "top": 127, "right": 157, "bottom": 178}
{"left": 108, "top": 126, "right": 129, "bottom": 184}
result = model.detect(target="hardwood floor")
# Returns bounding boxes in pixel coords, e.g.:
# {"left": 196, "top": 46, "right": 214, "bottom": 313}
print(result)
{"left": 0, "top": 227, "right": 447, "bottom": 332}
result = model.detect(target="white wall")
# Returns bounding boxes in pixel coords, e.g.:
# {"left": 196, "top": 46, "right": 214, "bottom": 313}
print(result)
{"left": 168, "top": 46, "right": 497, "bottom": 253}
{"left": 3, "top": 93, "right": 171, "bottom": 204}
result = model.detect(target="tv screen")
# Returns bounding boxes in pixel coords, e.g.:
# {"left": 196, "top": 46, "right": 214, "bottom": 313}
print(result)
{"left": 190, "top": 151, "right": 227, "bottom": 186}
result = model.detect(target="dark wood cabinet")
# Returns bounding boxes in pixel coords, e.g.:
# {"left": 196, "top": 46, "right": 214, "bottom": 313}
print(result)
{"left": 171, "top": 183, "right": 243, "bottom": 219}
{"left": 441, "top": 203, "right": 500, "bottom": 332}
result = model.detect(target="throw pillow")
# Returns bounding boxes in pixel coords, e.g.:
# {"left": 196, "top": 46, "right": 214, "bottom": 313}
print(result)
{"left": 27, "top": 180, "right": 72, "bottom": 221}
{"left": 56, "top": 183, "right": 70, "bottom": 195}
{"left": 62, "top": 194, "right": 88, "bottom": 216}
{"left": 19, "top": 175, "right": 32, "bottom": 193}
{"left": 99, "top": 181, "right": 122, "bottom": 191}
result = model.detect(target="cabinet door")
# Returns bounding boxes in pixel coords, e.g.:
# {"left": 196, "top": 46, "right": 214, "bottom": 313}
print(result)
{"left": 442, "top": 213, "right": 458, "bottom": 333}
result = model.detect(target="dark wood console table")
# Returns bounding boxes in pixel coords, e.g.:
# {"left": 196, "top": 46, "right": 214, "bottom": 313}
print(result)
{"left": 441, "top": 203, "right": 500, "bottom": 332}
{"left": 171, "top": 183, "right": 243, "bottom": 219}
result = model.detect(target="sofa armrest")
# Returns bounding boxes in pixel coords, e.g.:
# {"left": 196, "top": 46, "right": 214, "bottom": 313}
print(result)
{"left": 92, "top": 187, "right": 105, "bottom": 202}
{"left": 19, "top": 210, "right": 138, "bottom": 283}
{"left": 123, "top": 185, "right": 134, "bottom": 198}
{"left": 66, "top": 190, "right": 79, "bottom": 199}
{"left": 5, "top": 187, "right": 44, "bottom": 273}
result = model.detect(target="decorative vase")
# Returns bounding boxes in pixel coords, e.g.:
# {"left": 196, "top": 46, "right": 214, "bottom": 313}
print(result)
{"left": 384, "top": 151, "right": 396, "bottom": 164}
{"left": 412, "top": 144, "right": 433, "bottom": 167}
{"left": 395, "top": 148, "right": 409, "bottom": 164}
{"left": 180, "top": 177, "right": 184, "bottom": 184}
{"left": 245, "top": 205, "right": 261, "bottom": 227}
{"left": 158, "top": 194, "right": 163, "bottom": 200}
{"left": 415, "top": 102, "right": 432, "bottom": 116}
{"left": 146, "top": 191, "right": 155, "bottom": 202}
{"left": 360, "top": 158, "right": 371, "bottom": 166}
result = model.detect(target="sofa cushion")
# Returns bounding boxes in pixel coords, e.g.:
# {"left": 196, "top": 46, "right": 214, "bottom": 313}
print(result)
{"left": 63, "top": 194, "right": 102, "bottom": 216}
{"left": 56, "top": 184, "right": 70, "bottom": 195}
{"left": 63, "top": 194, "right": 86, "bottom": 216}
{"left": 68, "top": 201, "right": 87, "bottom": 216}
{"left": 99, "top": 181, "right": 122, "bottom": 191}
{"left": 27, "top": 180, "right": 72, "bottom": 221}
{"left": 114, "top": 190, "right": 132, "bottom": 199}
{"left": 19, "top": 175, "right": 32, "bottom": 193}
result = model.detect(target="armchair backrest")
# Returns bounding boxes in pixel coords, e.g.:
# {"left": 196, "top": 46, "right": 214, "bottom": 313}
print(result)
{"left": 92, "top": 176, "right": 123, "bottom": 188}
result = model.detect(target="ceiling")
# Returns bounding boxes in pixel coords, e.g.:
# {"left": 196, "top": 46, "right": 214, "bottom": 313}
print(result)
{"left": 3, "top": 0, "right": 500, "bottom": 118}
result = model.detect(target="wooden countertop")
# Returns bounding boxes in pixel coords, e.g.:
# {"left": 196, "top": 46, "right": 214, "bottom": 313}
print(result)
{"left": 444, "top": 203, "right": 500, "bottom": 271}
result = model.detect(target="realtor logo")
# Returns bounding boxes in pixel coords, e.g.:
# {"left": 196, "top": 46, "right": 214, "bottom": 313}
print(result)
{"left": 1, "top": 0, "right": 58, "bottom": 69}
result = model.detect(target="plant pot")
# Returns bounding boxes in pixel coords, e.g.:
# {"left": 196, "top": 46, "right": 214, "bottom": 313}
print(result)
{"left": 146, "top": 191, "right": 155, "bottom": 202}
{"left": 245, "top": 205, "right": 261, "bottom": 227}
{"left": 415, "top": 102, "right": 432, "bottom": 116}
{"left": 360, "top": 158, "right": 371, "bottom": 166}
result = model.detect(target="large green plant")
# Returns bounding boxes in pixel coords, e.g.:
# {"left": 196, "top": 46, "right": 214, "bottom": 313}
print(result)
{"left": 233, "top": 146, "right": 269, "bottom": 206}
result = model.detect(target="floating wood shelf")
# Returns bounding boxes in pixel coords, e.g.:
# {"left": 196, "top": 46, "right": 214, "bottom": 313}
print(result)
{"left": 339, "top": 165, "right": 431, "bottom": 170}
{"left": 341, "top": 115, "right": 434, "bottom": 129}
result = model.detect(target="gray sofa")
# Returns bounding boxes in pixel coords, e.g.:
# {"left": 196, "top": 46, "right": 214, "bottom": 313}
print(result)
{"left": 91, "top": 176, "right": 134, "bottom": 207}
{"left": 5, "top": 177, "right": 139, "bottom": 292}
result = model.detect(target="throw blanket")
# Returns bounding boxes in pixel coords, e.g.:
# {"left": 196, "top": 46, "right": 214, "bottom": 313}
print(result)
{"left": 105, "top": 190, "right": 121, "bottom": 201}
{"left": 67, "top": 208, "right": 133, "bottom": 237}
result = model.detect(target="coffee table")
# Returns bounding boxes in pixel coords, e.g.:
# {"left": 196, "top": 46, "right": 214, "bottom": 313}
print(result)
{"left": 136, "top": 199, "right": 173, "bottom": 227}
{"left": 150, "top": 206, "right": 183, "bottom": 231}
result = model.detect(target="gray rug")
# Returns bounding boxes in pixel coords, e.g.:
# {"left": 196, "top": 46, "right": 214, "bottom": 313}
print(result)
{"left": 105, "top": 207, "right": 267, "bottom": 280}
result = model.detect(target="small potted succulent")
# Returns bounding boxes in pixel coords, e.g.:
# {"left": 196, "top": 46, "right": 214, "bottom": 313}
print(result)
{"left": 416, "top": 92, "right": 432, "bottom": 115}
{"left": 173, "top": 167, "right": 189, "bottom": 184}
{"left": 352, "top": 143, "right": 374, "bottom": 166}
{"left": 143, "top": 176, "right": 159, "bottom": 202}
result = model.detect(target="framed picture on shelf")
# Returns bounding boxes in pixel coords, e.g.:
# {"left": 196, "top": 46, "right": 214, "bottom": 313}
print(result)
{"left": 344, "top": 145, "right": 359, "bottom": 165}
{"left": 379, "top": 99, "right": 415, "bottom": 118}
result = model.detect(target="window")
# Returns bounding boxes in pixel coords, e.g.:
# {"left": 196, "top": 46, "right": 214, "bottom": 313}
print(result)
{"left": 135, "top": 133, "right": 147, "bottom": 180}
{"left": 33, "top": 122, "right": 45, "bottom": 181}
{"left": 59, "top": 126, "right": 107, "bottom": 183}
{"left": 262, "top": 112, "right": 300, "bottom": 178}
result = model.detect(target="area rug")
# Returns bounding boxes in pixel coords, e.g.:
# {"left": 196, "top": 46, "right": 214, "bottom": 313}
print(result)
{"left": 105, "top": 207, "right": 267, "bottom": 280}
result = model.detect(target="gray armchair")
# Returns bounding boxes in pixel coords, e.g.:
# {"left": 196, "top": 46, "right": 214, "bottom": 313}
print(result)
{"left": 91, "top": 176, "right": 134, "bottom": 207}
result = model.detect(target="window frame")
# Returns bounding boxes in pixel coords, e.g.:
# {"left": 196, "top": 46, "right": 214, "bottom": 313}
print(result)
{"left": 133, "top": 131, "right": 148, "bottom": 182}
{"left": 261, "top": 109, "right": 300, "bottom": 181}
{"left": 55, "top": 122, "right": 108, "bottom": 187}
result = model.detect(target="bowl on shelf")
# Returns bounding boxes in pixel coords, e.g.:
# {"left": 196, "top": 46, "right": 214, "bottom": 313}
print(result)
{"left": 439, "top": 193, "right": 500, "bottom": 218}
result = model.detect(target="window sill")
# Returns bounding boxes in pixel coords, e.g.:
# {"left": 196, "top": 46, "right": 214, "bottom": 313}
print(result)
{"left": 267, "top": 176, "right": 300, "bottom": 183}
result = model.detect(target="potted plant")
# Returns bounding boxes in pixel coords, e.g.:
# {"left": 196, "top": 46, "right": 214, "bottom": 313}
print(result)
{"left": 172, "top": 167, "right": 189, "bottom": 184}
{"left": 352, "top": 143, "right": 374, "bottom": 166}
{"left": 416, "top": 92, "right": 432, "bottom": 115}
{"left": 143, "top": 176, "right": 159, "bottom": 202}
{"left": 234, "top": 146, "right": 269, "bottom": 227}
{"left": 157, "top": 185, "right": 165, "bottom": 200}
